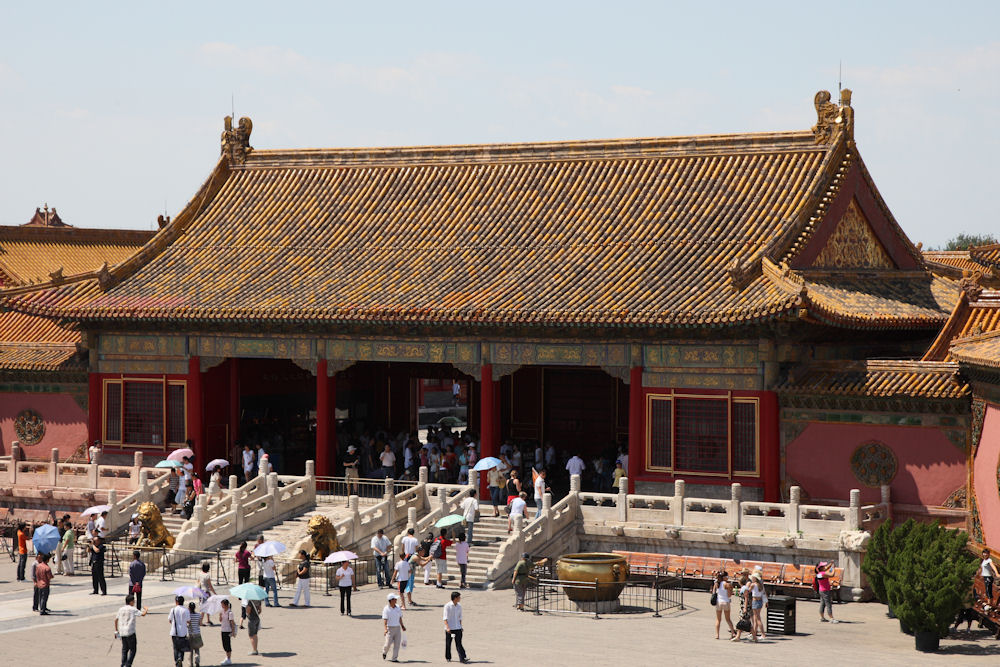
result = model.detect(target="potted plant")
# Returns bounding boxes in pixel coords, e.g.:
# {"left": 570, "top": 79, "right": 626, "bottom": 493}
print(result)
{"left": 884, "top": 521, "right": 977, "bottom": 652}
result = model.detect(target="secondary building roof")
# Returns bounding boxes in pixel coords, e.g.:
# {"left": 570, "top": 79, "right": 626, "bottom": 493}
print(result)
{"left": 1, "top": 90, "right": 958, "bottom": 333}
{"left": 777, "top": 360, "right": 969, "bottom": 400}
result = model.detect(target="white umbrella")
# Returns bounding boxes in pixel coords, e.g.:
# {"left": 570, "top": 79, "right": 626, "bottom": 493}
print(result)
{"left": 206, "top": 459, "right": 230, "bottom": 471}
{"left": 173, "top": 585, "right": 204, "bottom": 599}
{"left": 324, "top": 550, "right": 359, "bottom": 563}
{"left": 167, "top": 448, "right": 194, "bottom": 462}
{"left": 200, "top": 594, "right": 231, "bottom": 614}
{"left": 81, "top": 504, "right": 111, "bottom": 517}
{"left": 253, "top": 540, "right": 287, "bottom": 558}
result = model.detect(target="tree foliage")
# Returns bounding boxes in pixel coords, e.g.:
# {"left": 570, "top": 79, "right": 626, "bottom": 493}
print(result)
{"left": 882, "top": 521, "right": 977, "bottom": 637}
{"left": 942, "top": 233, "right": 998, "bottom": 251}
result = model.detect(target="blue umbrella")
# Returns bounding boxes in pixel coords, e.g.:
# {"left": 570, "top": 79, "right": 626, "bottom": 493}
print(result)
{"left": 229, "top": 583, "right": 268, "bottom": 600}
{"left": 155, "top": 459, "right": 183, "bottom": 469}
{"left": 32, "top": 524, "right": 61, "bottom": 554}
{"left": 473, "top": 457, "right": 503, "bottom": 472}
{"left": 435, "top": 514, "right": 464, "bottom": 528}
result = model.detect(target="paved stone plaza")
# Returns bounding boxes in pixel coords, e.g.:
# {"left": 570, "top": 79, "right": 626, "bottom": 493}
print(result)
{"left": 0, "top": 560, "right": 998, "bottom": 666}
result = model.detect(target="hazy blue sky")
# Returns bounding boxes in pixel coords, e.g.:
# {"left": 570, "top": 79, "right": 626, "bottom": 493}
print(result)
{"left": 1, "top": 2, "right": 997, "bottom": 247}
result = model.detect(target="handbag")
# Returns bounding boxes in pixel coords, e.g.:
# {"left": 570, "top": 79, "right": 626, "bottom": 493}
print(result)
{"left": 189, "top": 633, "right": 204, "bottom": 650}
{"left": 474, "top": 509, "right": 481, "bottom": 522}
{"left": 736, "top": 613, "right": 753, "bottom": 632}
{"left": 710, "top": 592, "right": 718, "bottom": 606}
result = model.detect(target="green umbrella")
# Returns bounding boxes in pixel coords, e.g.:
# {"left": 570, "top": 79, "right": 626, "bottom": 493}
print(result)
{"left": 229, "top": 583, "right": 267, "bottom": 600}
{"left": 435, "top": 514, "right": 464, "bottom": 528}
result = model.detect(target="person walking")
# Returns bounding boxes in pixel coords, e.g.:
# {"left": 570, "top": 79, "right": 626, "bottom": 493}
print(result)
{"left": 749, "top": 572, "right": 765, "bottom": 641}
{"left": 336, "top": 559, "right": 355, "bottom": 615}
{"left": 246, "top": 598, "right": 262, "bottom": 656}
{"left": 401, "top": 528, "right": 419, "bottom": 559}
{"left": 455, "top": 532, "right": 470, "bottom": 589}
{"left": 218, "top": 598, "right": 235, "bottom": 666}
{"left": 90, "top": 536, "right": 107, "bottom": 595}
{"left": 168, "top": 595, "right": 191, "bottom": 667}
{"left": 96, "top": 510, "right": 109, "bottom": 540}
{"left": 533, "top": 469, "right": 549, "bottom": 519}
{"left": 507, "top": 491, "right": 529, "bottom": 533}
{"left": 196, "top": 562, "right": 217, "bottom": 625}
{"left": 488, "top": 467, "right": 505, "bottom": 517}
{"left": 35, "top": 553, "right": 53, "bottom": 614}
{"left": 290, "top": 550, "right": 311, "bottom": 607}
{"left": 816, "top": 561, "right": 839, "bottom": 623}
{"left": 443, "top": 590, "right": 469, "bottom": 664}
{"left": 61, "top": 517, "right": 76, "bottom": 576}
{"left": 712, "top": 571, "right": 735, "bottom": 639}
{"left": 460, "top": 490, "right": 479, "bottom": 545}
{"left": 241, "top": 443, "right": 255, "bottom": 484}
{"left": 420, "top": 531, "right": 435, "bottom": 585}
{"left": 372, "top": 528, "right": 392, "bottom": 588}
{"left": 261, "top": 555, "right": 279, "bottom": 607}
{"left": 16, "top": 522, "right": 28, "bottom": 581}
{"left": 235, "top": 541, "right": 252, "bottom": 584}
{"left": 31, "top": 552, "right": 43, "bottom": 611}
{"left": 382, "top": 592, "right": 406, "bottom": 662}
{"left": 187, "top": 602, "right": 203, "bottom": 666}
{"left": 391, "top": 552, "right": 412, "bottom": 609}
{"left": 114, "top": 593, "right": 148, "bottom": 667}
{"left": 511, "top": 553, "right": 534, "bottom": 611}
{"left": 981, "top": 549, "right": 996, "bottom": 604}
{"left": 731, "top": 572, "right": 751, "bottom": 642}
{"left": 432, "top": 528, "right": 453, "bottom": 589}
{"left": 129, "top": 550, "right": 146, "bottom": 609}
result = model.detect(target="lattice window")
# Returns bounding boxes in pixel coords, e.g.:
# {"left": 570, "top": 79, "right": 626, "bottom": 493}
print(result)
{"left": 647, "top": 397, "right": 672, "bottom": 470}
{"left": 104, "top": 381, "right": 122, "bottom": 442}
{"left": 166, "top": 383, "right": 186, "bottom": 444}
{"left": 733, "top": 400, "right": 758, "bottom": 473}
{"left": 674, "top": 397, "right": 727, "bottom": 473}
{"left": 123, "top": 381, "right": 164, "bottom": 446}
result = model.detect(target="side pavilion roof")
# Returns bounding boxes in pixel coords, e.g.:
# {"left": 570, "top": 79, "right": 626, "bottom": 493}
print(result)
{"left": 2, "top": 91, "right": 956, "bottom": 333}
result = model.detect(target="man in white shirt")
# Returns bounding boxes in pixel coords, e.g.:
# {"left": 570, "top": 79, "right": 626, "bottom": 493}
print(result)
{"left": 401, "top": 528, "right": 420, "bottom": 558}
{"left": 96, "top": 511, "right": 108, "bottom": 539}
{"left": 566, "top": 454, "right": 586, "bottom": 479}
{"left": 443, "top": 591, "right": 468, "bottom": 663}
{"left": 372, "top": 529, "right": 393, "bottom": 588}
{"left": 115, "top": 593, "right": 148, "bottom": 667}
{"left": 507, "top": 492, "right": 529, "bottom": 533}
{"left": 168, "top": 595, "right": 190, "bottom": 667}
{"left": 533, "top": 469, "right": 549, "bottom": 518}
{"left": 391, "top": 553, "right": 412, "bottom": 609}
{"left": 382, "top": 592, "right": 407, "bottom": 661}
{"left": 379, "top": 444, "right": 396, "bottom": 479}
{"left": 459, "top": 490, "right": 479, "bottom": 545}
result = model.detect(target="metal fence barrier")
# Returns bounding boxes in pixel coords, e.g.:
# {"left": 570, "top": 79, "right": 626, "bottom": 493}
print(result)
{"left": 525, "top": 573, "right": 684, "bottom": 618}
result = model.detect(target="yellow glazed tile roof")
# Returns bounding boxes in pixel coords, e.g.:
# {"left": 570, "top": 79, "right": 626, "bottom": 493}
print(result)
{"left": 0, "top": 100, "right": 955, "bottom": 331}
{"left": 924, "top": 290, "right": 1000, "bottom": 362}
{"left": 777, "top": 360, "right": 969, "bottom": 399}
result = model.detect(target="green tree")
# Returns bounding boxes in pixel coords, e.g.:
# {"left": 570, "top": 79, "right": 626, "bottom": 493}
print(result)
{"left": 943, "top": 233, "right": 998, "bottom": 251}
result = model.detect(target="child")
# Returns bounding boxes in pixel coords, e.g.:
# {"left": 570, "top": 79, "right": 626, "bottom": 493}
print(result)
{"left": 613, "top": 460, "right": 626, "bottom": 490}
{"left": 187, "top": 602, "right": 203, "bottom": 666}
{"left": 455, "top": 532, "right": 470, "bottom": 589}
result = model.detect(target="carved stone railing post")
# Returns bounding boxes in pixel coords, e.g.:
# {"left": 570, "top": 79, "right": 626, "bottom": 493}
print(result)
{"left": 348, "top": 495, "right": 360, "bottom": 545}
{"left": 88, "top": 461, "right": 99, "bottom": 489}
{"left": 418, "top": 466, "right": 429, "bottom": 485}
{"left": 8, "top": 443, "right": 17, "bottom": 484}
{"left": 618, "top": 477, "right": 628, "bottom": 522}
{"left": 468, "top": 470, "right": 478, "bottom": 488}
{"left": 385, "top": 478, "right": 396, "bottom": 524}
{"left": 228, "top": 475, "right": 238, "bottom": 496}
{"left": 880, "top": 484, "right": 892, "bottom": 521}
{"left": 133, "top": 452, "right": 144, "bottom": 486}
{"left": 267, "top": 472, "right": 280, "bottom": 520}
{"left": 673, "top": 480, "right": 685, "bottom": 526}
{"left": 49, "top": 448, "right": 59, "bottom": 486}
{"left": 233, "top": 487, "right": 244, "bottom": 535}
{"left": 569, "top": 474, "right": 581, "bottom": 495}
{"left": 848, "top": 489, "right": 861, "bottom": 531}
{"left": 787, "top": 486, "right": 801, "bottom": 535}
{"left": 407, "top": 506, "right": 417, "bottom": 531}
{"left": 543, "top": 492, "right": 553, "bottom": 540}
{"left": 192, "top": 503, "right": 205, "bottom": 547}
{"left": 730, "top": 483, "right": 742, "bottom": 531}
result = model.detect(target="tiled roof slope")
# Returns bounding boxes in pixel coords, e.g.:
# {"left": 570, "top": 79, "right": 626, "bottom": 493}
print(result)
{"left": 971, "top": 243, "right": 1000, "bottom": 271}
{"left": 923, "top": 290, "right": 1000, "bottom": 362}
{"left": 777, "top": 360, "right": 969, "bottom": 399}
{"left": 0, "top": 224, "right": 153, "bottom": 285}
{"left": 0, "top": 310, "right": 81, "bottom": 371}
{"left": 0, "top": 101, "right": 955, "bottom": 331}
{"left": 950, "top": 333, "right": 1000, "bottom": 370}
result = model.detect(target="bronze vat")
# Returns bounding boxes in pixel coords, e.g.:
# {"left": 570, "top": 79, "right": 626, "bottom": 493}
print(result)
{"left": 556, "top": 552, "right": 629, "bottom": 602}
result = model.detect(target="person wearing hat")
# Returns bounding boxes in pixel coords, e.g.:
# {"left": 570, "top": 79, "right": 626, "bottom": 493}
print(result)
{"left": 382, "top": 592, "right": 406, "bottom": 661}
{"left": 343, "top": 445, "right": 360, "bottom": 499}
{"left": 816, "top": 561, "right": 838, "bottom": 623}
{"left": 512, "top": 553, "right": 534, "bottom": 610}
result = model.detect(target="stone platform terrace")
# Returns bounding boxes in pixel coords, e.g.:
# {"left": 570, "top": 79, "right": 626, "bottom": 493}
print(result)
{"left": 0, "top": 560, "right": 997, "bottom": 665}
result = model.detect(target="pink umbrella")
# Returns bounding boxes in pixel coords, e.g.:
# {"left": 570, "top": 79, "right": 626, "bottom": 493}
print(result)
{"left": 167, "top": 448, "right": 194, "bottom": 462}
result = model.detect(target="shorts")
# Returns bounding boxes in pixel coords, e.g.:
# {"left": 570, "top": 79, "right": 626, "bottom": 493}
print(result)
{"left": 435, "top": 559, "right": 448, "bottom": 574}
{"left": 222, "top": 631, "right": 232, "bottom": 653}
{"left": 345, "top": 468, "right": 359, "bottom": 480}
{"left": 717, "top": 601, "right": 731, "bottom": 611}
{"left": 752, "top": 599, "right": 763, "bottom": 610}
{"left": 248, "top": 616, "right": 260, "bottom": 637}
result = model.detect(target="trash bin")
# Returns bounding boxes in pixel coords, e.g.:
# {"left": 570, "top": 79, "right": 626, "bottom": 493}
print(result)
{"left": 766, "top": 595, "right": 796, "bottom": 635}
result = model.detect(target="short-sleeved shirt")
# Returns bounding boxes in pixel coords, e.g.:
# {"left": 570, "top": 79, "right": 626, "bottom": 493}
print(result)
{"left": 394, "top": 559, "right": 411, "bottom": 581}
{"left": 198, "top": 572, "right": 212, "bottom": 595}
{"left": 443, "top": 601, "right": 463, "bottom": 630}
{"left": 342, "top": 453, "right": 359, "bottom": 470}
{"left": 336, "top": 566, "right": 354, "bottom": 588}
{"left": 35, "top": 562, "right": 53, "bottom": 588}
{"left": 566, "top": 457, "right": 586, "bottom": 476}
{"left": 401, "top": 535, "right": 419, "bottom": 556}
{"left": 371, "top": 535, "right": 392, "bottom": 555}
{"left": 261, "top": 559, "right": 276, "bottom": 579}
{"left": 236, "top": 549, "right": 251, "bottom": 570}
{"left": 380, "top": 451, "right": 396, "bottom": 468}
{"left": 534, "top": 475, "right": 545, "bottom": 500}
{"left": 382, "top": 604, "right": 403, "bottom": 627}
{"left": 434, "top": 537, "right": 453, "bottom": 560}
{"left": 169, "top": 605, "right": 190, "bottom": 637}
{"left": 816, "top": 569, "right": 832, "bottom": 592}
{"left": 510, "top": 497, "right": 527, "bottom": 517}
{"left": 460, "top": 497, "right": 479, "bottom": 522}
{"left": 455, "top": 541, "right": 470, "bottom": 565}
{"left": 982, "top": 558, "right": 995, "bottom": 577}
{"left": 297, "top": 560, "right": 311, "bottom": 579}
{"left": 17, "top": 530, "right": 27, "bottom": 554}
{"left": 117, "top": 605, "right": 142, "bottom": 636}
{"left": 513, "top": 559, "right": 532, "bottom": 586}
{"left": 91, "top": 543, "right": 106, "bottom": 565}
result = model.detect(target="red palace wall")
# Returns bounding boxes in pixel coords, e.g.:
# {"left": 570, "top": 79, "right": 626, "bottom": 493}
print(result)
{"left": 0, "top": 391, "right": 87, "bottom": 459}
{"left": 973, "top": 404, "right": 1000, "bottom": 550}
{"left": 785, "top": 422, "right": 965, "bottom": 506}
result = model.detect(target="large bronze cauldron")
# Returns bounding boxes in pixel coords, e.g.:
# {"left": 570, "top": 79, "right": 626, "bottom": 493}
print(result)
{"left": 556, "top": 552, "right": 629, "bottom": 602}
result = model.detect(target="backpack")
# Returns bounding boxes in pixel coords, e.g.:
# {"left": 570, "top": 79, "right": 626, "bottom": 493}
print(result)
{"left": 430, "top": 538, "right": 443, "bottom": 559}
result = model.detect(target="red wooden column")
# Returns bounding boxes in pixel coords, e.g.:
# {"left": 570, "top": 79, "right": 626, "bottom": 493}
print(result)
{"left": 88, "top": 373, "right": 101, "bottom": 445}
{"left": 480, "top": 363, "right": 497, "bottom": 497}
{"left": 316, "top": 359, "right": 330, "bottom": 477}
{"left": 187, "top": 357, "right": 205, "bottom": 466}
{"left": 760, "top": 390, "right": 780, "bottom": 502}
{"left": 627, "top": 366, "right": 644, "bottom": 494}
{"left": 228, "top": 359, "right": 240, "bottom": 454}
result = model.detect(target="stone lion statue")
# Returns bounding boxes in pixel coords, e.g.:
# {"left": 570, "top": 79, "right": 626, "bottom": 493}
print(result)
{"left": 306, "top": 515, "right": 340, "bottom": 560}
{"left": 136, "top": 501, "right": 175, "bottom": 549}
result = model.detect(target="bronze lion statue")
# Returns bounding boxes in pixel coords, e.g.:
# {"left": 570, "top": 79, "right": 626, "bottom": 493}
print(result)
{"left": 306, "top": 515, "right": 340, "bottom": 560}
{"left": 136, "top": 501, "right": 175, "bottom": 549}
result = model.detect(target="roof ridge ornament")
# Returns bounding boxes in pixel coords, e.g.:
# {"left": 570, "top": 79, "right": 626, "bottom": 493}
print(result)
{"left": 811, "top": 89, "right": 854, "bottom": 145}
{"left": 221, "top": 115, "right": 253, "bottom": 165}
{"left": 961, "top": 269, "right": 984, "bottom": 302}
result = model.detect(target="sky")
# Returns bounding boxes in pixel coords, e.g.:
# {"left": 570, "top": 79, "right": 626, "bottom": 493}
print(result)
{"left": 0, "top": 2, "right": 997, "bottom": 247}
